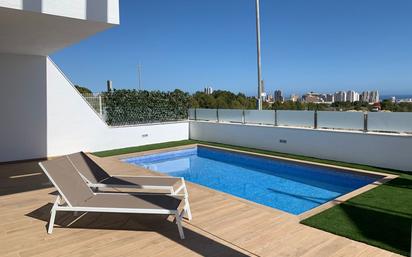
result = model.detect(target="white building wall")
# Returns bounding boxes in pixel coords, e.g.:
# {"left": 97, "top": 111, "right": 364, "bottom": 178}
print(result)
{"left": 190, "top": 121, "right": 412, "bottom": 172}
{"left": 46, "top": 58, "right": 189, "bottom": 157}
{"left": 0, "top": 54, "right": 47, "bottom": 162}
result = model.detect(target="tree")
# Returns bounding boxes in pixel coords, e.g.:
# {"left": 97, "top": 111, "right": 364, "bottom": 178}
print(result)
{"left": 190, "top": 90, "right": 256, "bottom": 109}
{"left": 75, "top": 85, "right": 92, "bottom": 96}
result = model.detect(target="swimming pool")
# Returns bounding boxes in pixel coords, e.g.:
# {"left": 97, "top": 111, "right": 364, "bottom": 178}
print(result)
{"left": 124, "top": 146, "right": 380, "bottom": 215}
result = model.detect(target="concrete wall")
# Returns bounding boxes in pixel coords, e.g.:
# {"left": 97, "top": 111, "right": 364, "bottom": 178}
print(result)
{"left": 0, "top": 0, "right": 119, "bottom": 24}
{"left": 0, "top": 54, "right": 47, "bottom": 162}
{"left": 190, "top": 121, "right": 412, "bottom": 172}
{"left": 46, "top": 58, "right": 189, "bottom": 157}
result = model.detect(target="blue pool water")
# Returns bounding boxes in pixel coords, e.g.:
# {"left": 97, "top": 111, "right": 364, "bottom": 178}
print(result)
{"left": 124, "top": 147, "right": 379, "bottom": 215}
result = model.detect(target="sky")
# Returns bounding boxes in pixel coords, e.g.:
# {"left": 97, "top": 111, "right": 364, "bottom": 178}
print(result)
{"left": 51, "top": 0, "right": 412, "bottom": 96}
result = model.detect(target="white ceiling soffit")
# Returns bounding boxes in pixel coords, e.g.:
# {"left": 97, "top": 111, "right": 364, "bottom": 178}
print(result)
{"left": 0, "top": 6, "right": 116, "bottom": 56}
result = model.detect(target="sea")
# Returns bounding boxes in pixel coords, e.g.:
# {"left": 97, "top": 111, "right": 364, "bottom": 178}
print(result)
{"left": 381, "top": 95, "right": 412, "bottom": 100}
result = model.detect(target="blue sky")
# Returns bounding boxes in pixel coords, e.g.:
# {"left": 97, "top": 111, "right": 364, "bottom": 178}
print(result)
{"left": 52, "top": 0, "right": 412, "bottom": 96}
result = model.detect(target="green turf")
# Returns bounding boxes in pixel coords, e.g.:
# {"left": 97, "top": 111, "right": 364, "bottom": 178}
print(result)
{"left": 92, "top": 140, "right": 197, "bottom": 157}
{"left": 302, "top": 174, "right": 412, "bottom": 256}
{"left": 93, "top": 140, "right": 412, "bottom": 256}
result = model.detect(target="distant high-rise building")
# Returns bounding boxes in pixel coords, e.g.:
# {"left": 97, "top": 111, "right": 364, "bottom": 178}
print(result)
{"left": 347, "top": 90, "right": 360, "bottom": 102}
{"left": 290, "top": 94, "right": 300, "bottom": 102}
{"left": 204, "top": 86, "right": 213, "bottom": 95}
{"left": 266, "top": 92, "right": 274, "bottom": 102}
{"left": 107, "top": 80, "right": 113, "bottom": 92}
{"left": 360, "top": 90, "right": 379, "bottom": 103}
{"left": 360, "top": 91, "right": 370, "bottom": 103}
{"left": 354, "top": 92, "right": 360, "bottom": 102}
{"left": 334, "top": 91, "right": 347, "bottom": 102}
{"left": 260, "top": 92, "right": 269, "bottom": 102}
{"left": 302, "top": 92, "right": 322, "bottom": 103}
{"left": 325, "top": 94, "right": 335, "bottom": 103}
{"left": 274, "top": 90, "right": 284, "bottom": 102}
{"left": 370, "top": 90, "right": 380, "bottom": 103}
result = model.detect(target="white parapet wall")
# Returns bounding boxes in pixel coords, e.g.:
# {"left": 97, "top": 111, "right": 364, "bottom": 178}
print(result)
{"left": 190, "top": 121, "right": 412, "bottom": 172}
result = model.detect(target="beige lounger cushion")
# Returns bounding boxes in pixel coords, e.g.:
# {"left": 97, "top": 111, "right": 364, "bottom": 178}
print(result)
{"left": 67, "top": 152, "right": 111, "bottom": 184}
{"left": 41, "top": 157, "right": 94, "bottom": 206}
{"left": 68, "top": 152, "right": 181, "bottom": 188}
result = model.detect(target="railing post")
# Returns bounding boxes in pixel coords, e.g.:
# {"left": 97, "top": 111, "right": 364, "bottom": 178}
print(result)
{"left": 216, "top": 108, "right": 219, "bottom": 122}
{"left": 98, "top": 95, "right": 103, "bottom": 117}
{"left": 242, "top": 109, "right": 246, "bottom": 124}
{"left": 364, "top": 112, "right": 368, "bottom": 132}
{"left": 314, "top": 110, "right": 318, "bottom": 129}
{"left": 274, "top": 109, "right": 278, "bottom": 126}
{"left": 194, "top": 108, "right": 197, "bottom": 121}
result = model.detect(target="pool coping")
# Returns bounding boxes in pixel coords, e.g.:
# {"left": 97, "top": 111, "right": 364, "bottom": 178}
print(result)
{"left": 112, "top": 143, "right": 398, "bottom": 220}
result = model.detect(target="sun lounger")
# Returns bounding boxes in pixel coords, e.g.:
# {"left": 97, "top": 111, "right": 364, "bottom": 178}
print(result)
{"left": 39, "top": 157, "right": 187, "bottom": 239}
{"left": 66, "top": 152, "right": 192, "bottom": 220}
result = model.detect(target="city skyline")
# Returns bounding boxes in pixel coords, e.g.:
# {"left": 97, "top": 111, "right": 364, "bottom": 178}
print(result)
{"left": 262, "top": 89, "right": 381, "bottom": 103}
{"left": 199, "top": 86, "right": 408, "bottom": 101}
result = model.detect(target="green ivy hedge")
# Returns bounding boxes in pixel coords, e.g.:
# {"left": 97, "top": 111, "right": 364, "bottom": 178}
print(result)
{"left": 103, "top": 89, "right": 190, "bottom": 126}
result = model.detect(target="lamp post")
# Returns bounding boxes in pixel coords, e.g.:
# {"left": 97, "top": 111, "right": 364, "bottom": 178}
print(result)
{"left": 137, "top": 62, "right": 142, "bottom": 90}
{"left": 255, "top": 0, "right": 263, "bottom": 110}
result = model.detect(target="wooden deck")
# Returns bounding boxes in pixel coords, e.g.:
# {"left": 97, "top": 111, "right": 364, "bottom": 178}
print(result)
{"left": 0, "top": 154, "right": 402, "bottom": 257}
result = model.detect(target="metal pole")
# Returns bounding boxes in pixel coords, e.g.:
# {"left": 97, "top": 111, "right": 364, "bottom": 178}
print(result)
{"left": 255, "top": 0, "right": 263, "bottom": 110}
{"left": 98, "top": 95, "right": 103, "bottom": 117}
{"left": 138, "top": 62, "right": 142, "bottom": 90}
{"left": 242, "top": 109, "right": 246, "bottom": 124}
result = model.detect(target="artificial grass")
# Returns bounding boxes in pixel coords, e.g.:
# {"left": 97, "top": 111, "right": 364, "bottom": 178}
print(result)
{"left": 93, "top": 140, "right": 412, "bottom": 256}
{"left": 302, "top": 174, "right": 412, "bottom": 256}
{"left": 93, "top": 140, "right": 197, "bottom": 157}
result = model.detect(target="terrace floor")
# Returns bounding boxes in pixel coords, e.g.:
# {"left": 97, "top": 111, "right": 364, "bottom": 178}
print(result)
{"left": 0, "top": 151, "right": 402, "bottom": 257}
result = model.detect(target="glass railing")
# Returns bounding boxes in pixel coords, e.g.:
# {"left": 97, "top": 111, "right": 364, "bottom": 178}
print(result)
{"left": 277, "top": 110, "right": 315, "bottom": 128}
{"left": 244, "top": 110, "right": 276, "bottom": 125}
{"left": 218, "top": 109, "right": 244, "bottom": 123}
{"left": 368, "top": 112, "right": 412, "bottom": 133}
{"left": 196, "top": 109, "right": 218, "bottom": 122}
{"left": 189, "top": 108, "right": 412, "bottom": 134}
{"left": 317, "top": 111, "right": 365, "bottom": 131}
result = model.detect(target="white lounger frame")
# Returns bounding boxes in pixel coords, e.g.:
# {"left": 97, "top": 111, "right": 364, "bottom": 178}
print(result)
{"left": 40, "top": 163, "right": 187, "bottom": 239}
{"left": 80, "top": 174, "right": 192, "bottom": 221}
{"left": 66, "top": 157, "right": 192, "bottom": 221}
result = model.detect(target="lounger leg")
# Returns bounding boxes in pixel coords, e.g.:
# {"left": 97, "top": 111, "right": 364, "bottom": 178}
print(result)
{"left": 48, "top": 196, "right": 60, "bottom": 234}
{"left": 175, "top": 213, "right": 185, "bottom": 240}
{"left": 184, "top": 197, "right": 192, "bottom": 221}
{"left": 182, "top": 180, "right": 192, "bottom": 220}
